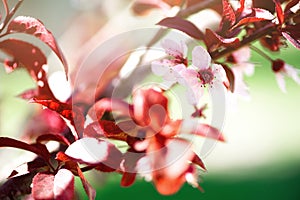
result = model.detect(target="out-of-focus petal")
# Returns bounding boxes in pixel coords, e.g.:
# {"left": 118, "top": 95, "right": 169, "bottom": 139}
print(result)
{"left": 151, "top": 60, "right": 171, "bottom": 76}
{"left": 232, "top": 46, "right": 251, "bottom": 63}
{"left": 192, "top": 46, "right": 211, "bottom": 70}
{"left": 161, "top": 39, "right": 186, "bottom": 58}
{"left": 284, "top": 64, "right": 300, "bottom": 84}
{"left": 275, "top": 73, "right": 286, "bottom": 93}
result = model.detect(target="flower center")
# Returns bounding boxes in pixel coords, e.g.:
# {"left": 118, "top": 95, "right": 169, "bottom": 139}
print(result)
{"left": 197, "top": 69, "right": 214, "bottom": 85}
{"left": 272, "top": 59, "right": 284, "bottom": 72}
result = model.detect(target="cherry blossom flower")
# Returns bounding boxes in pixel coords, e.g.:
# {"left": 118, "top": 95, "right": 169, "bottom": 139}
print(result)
{"left": 151, "top": 39, "right": 188, "bottom": 86}
{"left": 178, "top": 46, "right": 227, "bottom": 105}
{"left": 227, "top": 46, "right": 255, "bottom": 100}
{"left": 272, "top": 59, "right": 300, "bottom": 92}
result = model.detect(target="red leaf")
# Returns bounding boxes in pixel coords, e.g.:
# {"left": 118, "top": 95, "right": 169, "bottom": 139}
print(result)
{"left": 32, "top": 173, "right": 55, "bottom": 200}
{"left": 0, "top": 39, "right": 46, "bottom": 80}
{"left": 273, "top": 0, "right": 284, "bottom": 24}
{"left": 284, "top": 0, "right": 300, "bottom": 13}
{"left": 192, "top": 154, "right": 206, "bottom": 171}
{"left": 222, "top": 63, "right": 235, "bottom": 92}
{"left": 132, "top": 88, "right": 169, "bottom": 128}
{"left": 282, "top": 31, "right": 300, "bottom": 49}
{"left": 204, "top": 29, "right": 239, "bottom": 51}
{"left": 236, "top": 0, "right": 246, "bottom": 17}
{"left": 32, "top": 169, "right": 74, "bottom": 200}
{"left": 232, "top": 8, "right": 274, "bottom": 29}
{"left": 8, "top": 16, "right": 68, "bottom": 77}
{"left": 121, "top": 173, "right": 137, "bottom": 187}
{"left": 64, "top": 138, "right": 123, "bottom": 169}
{"left": 157, "top": 17, "right": 204, "bottom": 40}
{"left": 76, "top": 165, "right": 96, "bottom": 200}
{"left": 189, "top": 124, "right": 225, "bottom": 141}
{"left": 31, "top": 99, "right": 85, "bottom": 139}
{"left": 87, "top": 98, "right": 132, "bottom": 122}
{"left": 84, "top": 120, "right": 128, "bottom": 141}
{"left": 54, "top": 169, "right": 75, "bottom": 200}
{"left": 220, "top": 0, "right": 236, "bottom": 30}
{"left": 0, "top": 173, "right": 36, "bottom": 198}
{"left": 0, "top": 137, "right": 50, "bottom": 160}
{"left": 36, "top": 134, "right": 70, "bottom": 146}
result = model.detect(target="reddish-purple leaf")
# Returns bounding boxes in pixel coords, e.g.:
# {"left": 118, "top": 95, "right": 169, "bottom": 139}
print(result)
{"left": 192, "top": 154, "right": 206, "bottom": 171}
{"left": 32, "top": 173, "right": 55, "bottom": 200}
{"left": 236, "top": 0, "right": 246, "bottom": 17}
{"left": 0, "top": 173, "right": 36, "bottom": 199}
{"left": 76, "top": 165, "right": 96, "bottom": 200}
{"left": 221, "top": 0, "right": 236, "bottom": 28}
{"left": 36, "top": 134, "right": 70, "bottom": 146}
{"left": 222, "top": 63, "right": 235, "bottom": 92}
{"left": 31, "top": 99, "right": 85, "bottom": 139}
{"left": 121, "top": 173, "right": 137, "bottom": 187}
{"left": 273, "top": 0, "right": 284, "bottom": 24}
{"left": 54, "top": 169, "right": 75, "bottom": 200}
{"left": 284, "top": 0, "right": 300, "bottom": 13}
{"left": 84, "top": 120, "right": 128, "bottom": 141}
{"left": 64, "top": 138, "right": 123, "bottom": 169}
{"left": 189, "top": 124, "right": 225, "bottom": 142}
{"left": 157, "top": 16, "right": 204, "bottom": 40}
{"left": 8, "top": 16, "right": 68, "bottom": 77}
{"left": 232, "top": 8, "right": 274, "bottom": 29}
{"left": 0, "top": 39, "right": 46, "bottom": 81}
{"left": 282, "top": 31, "right": 300, "bottom": 49}
{"left": 87, "top": 98, "right": 132, "bottom": 121}
{"left": 8, "top": 157, "right": 47, "bottom": 178}
{"left": 0, "top": 137, "right": 50, "bottom": 160}
{"left": 204, "top": 29, "right": 239, "bottom": 51}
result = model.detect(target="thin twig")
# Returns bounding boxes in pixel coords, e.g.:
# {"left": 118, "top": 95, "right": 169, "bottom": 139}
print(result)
{"left": 250, "top": 44, "right": 273, "bottom": 62}
{"left": 2, "top": 0, "right": 9, "bottom": 17}
{"left": 0, "top": 0, "right": 24, "bottom": 33}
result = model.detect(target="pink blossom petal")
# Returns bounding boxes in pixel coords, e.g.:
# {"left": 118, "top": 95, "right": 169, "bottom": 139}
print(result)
{"left": 212, "top": 64, "right": 227, "bottom": 82}
{"left": 192, "top": 46, "right": 211, "bottom": 70}
{"left": 275, "top": 73, "right": 286, "bottom": 93}
{"left": 232, "top": 46, "right": 251, "bottom": 63}
{"left": 151, "top": 60, "right": 171, "bottom": 76}
{"left": 161, "top": 39, "right": 187, "bottom": 58}
{"left": 231, "top": 68, "right": 250, "bottom": 99}
{"left": 284, "top": 64, "right": 300, "bottom": 85}
{"left": 241, "top": 63, "right": 255, "bottom": 76}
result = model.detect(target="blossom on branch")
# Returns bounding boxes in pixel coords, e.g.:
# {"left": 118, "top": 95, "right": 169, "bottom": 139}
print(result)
{"left": 178, "top": 46, "right": 227, "bottom": 105}
{"left": 272, "top": 59, "right": 300, "bottom": 92}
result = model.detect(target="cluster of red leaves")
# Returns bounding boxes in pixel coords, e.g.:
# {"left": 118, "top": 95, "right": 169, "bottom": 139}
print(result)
{"left": 0, "top": 1, "right": 225, "bottom": 199}
{"left": 0, "top": 0, "right": 299, "bottom": 199}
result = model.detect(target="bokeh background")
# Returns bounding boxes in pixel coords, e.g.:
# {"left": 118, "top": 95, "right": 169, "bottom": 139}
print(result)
{"left": 0, "top": 1, "right": 300, "bottom": 199}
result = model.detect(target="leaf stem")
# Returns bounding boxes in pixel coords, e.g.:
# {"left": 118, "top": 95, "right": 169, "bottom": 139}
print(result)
{"left": 249, "top": 44, "right": 273, "bottom": 62}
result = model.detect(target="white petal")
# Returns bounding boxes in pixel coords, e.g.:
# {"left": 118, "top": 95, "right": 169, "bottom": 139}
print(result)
{"left": 151, "top": 60, "right": 170, "bottom": 76}
{"left": 192, "top": 46, "right": 211, "bottom": 70}
{"left": 212, "top": 64, "right": 226, "bottom": 82}
{"left": 232, "top": 46, "right": 251, "bottom": 63}
{"left": 275, "top": 73, "right": 286, "bottom": 93}
{"left": 241, "top": 63, "right": 255, "bottom": 76}
{"left": 186, "top": 84, "right": 203, "bottom": 105}
{"left": 161, "top": 39, "right": 185, "bottom": 58}
{"left": 284, "top": 64, "right": 300, "bottom": 85}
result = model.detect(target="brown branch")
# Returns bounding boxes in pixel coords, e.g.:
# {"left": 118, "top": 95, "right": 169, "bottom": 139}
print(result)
{"left": 0, "top": 0, "right": 24, "bottom": 33}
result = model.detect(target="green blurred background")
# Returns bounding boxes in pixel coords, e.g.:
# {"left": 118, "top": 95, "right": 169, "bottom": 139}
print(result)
{"left": 0, "top": 1, "right": 300, "bottom": 199}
